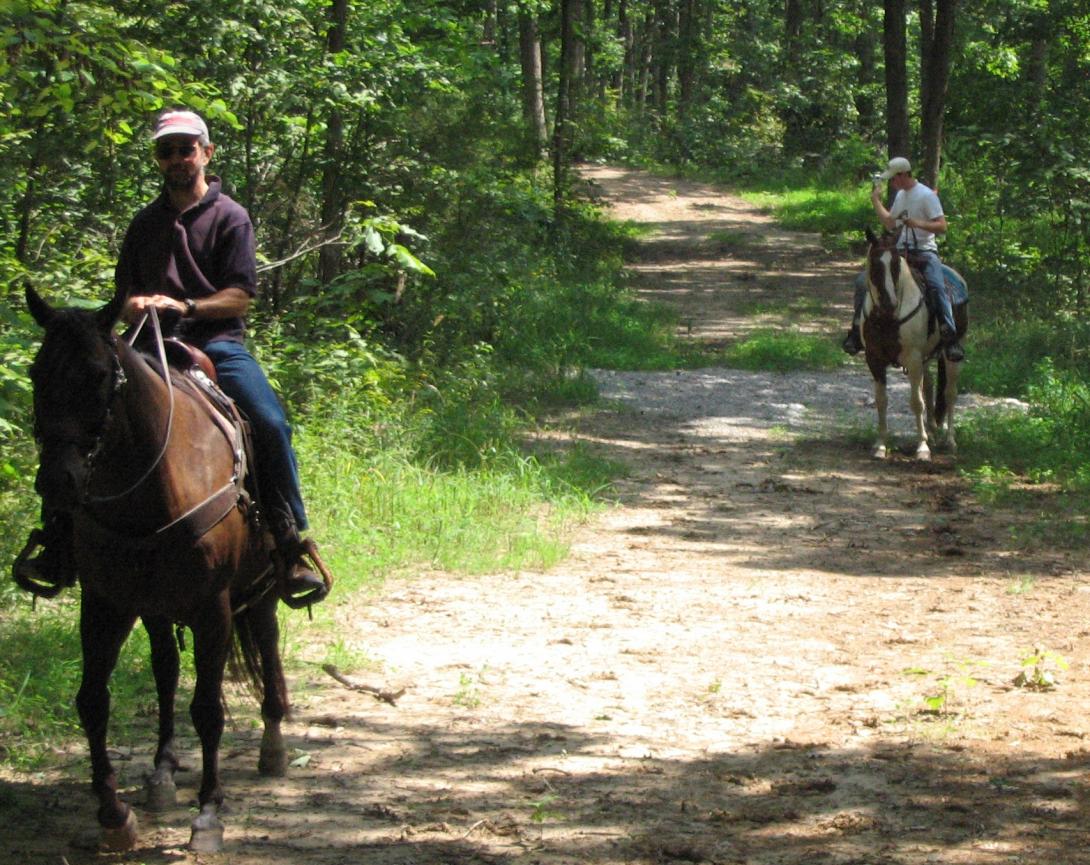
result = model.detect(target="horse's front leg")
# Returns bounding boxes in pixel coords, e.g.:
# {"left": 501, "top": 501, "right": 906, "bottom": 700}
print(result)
{"left": 187, "top": 593, "right": 232, "bottom": 853}
{"left": 143, "top": 616, "right": 180, "bottom": 811}
{"left": 906, "top": 362, "right": 931, "bottom": 460}
{"left": 921, "top": 363, "right": 938, "bottom": 438}
{"left": 870, "top": 365, "right": 890, "bottom": 459}
{"left": 76, "top": 591, "right": 139, "bottom": 851}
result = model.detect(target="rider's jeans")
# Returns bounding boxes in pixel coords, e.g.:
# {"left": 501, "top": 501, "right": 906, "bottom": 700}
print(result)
{"left": 204, "top": 340, "right": 308, "bottom": 531}
{"left": 909, "top": 250, "right": 957, "bottom": 337}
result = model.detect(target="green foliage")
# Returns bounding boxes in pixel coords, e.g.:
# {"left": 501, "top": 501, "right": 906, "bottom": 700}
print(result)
{"left": 0, "top": 604, "right": 158, "bottom": 768}
{"left": 723, "top": 329, "right": 845, "bottom": 373}
{"left": 1013, "top": 647, "right": 1068, "bottom": 691}
{"left": 960, "top": 358, "right": 1090, "bottom": 489}
{"left": 742, "top": 185, "right": 874, "bottom": 241}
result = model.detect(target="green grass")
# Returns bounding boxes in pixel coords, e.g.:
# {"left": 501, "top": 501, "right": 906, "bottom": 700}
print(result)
{"left": 0, "top": 397, "right": 620, "bottom": 766}
{"left": 738, "top": 184, "right": 874, "bottom": 251}
{"left": 735, "top": 297, "right": 831, "bottom": 320}
{"left": 0, "top": 604, "right": 160, "bottom": 769}
{"left": 720, "top": 329, "right": 846, "bottom": 373}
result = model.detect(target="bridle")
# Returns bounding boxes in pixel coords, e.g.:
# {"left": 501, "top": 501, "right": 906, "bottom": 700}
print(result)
{"left": 37, "top": 307, "right": 177, "bottom": 507}
{"left": 86, "top": 307, "right": 177, "bottom": 504}
{"left": 869, "top": 236, "right": 924, "bottom": 327}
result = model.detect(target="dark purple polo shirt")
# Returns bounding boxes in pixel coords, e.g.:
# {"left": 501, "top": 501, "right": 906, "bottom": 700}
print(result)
{"left": 115, "top": 177, "right": 257, "bottom": 347}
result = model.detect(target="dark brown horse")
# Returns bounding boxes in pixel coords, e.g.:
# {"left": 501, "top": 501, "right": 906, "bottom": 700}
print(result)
{"left": 25, "top": 285, "right": 290, "bottom": 853}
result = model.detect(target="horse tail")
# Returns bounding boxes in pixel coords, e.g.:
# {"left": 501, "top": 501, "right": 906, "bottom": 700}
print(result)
{"left": 935, "top": 358, "right": 948, "bottom": 427}
{"left": 228, "top": 595, "right": 291, "bottom": 717}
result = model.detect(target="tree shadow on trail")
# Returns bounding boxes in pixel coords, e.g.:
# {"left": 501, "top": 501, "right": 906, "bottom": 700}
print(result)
{"left": 11, "top": 711, "right": 1090, "bottom": 864}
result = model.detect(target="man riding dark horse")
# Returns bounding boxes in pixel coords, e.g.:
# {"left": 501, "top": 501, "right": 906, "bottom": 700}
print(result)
{"left": 14, "top": 109, "right": 328, "bottom": 609}
{"left": 842, "top": 156, "right": 965, "bottom": 364}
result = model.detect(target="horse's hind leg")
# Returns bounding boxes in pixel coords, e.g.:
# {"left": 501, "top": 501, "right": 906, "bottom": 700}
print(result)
{"left": 143, "top": 616, "right": 180, "bottom": 811}
{"left": 938, "top": 357, "right": 960, "bottom": 452}
{"left": 187, "top": 594, "right": 232, "bottom": 853}
{"left": 76, "top": 591, "right": 139, "bottom": 851}
{"left": 236, "top": 592, "right": 290, "bottom": 776}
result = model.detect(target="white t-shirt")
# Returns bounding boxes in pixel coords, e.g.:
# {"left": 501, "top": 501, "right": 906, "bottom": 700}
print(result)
{"left": 890, "top": 182, "right": 944, "bottom": 252}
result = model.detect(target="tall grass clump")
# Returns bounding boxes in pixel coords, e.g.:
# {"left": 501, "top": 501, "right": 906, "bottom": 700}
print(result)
{"left": 960, "top": 358, "right": 1090, "bottom": 490}
{"left": 723, "top": 329, "right": 845, "bottom": 372}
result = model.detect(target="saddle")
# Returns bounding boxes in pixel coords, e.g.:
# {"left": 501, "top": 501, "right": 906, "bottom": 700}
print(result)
{"left": 111, "top": 331, "right": 263, "bottom": 550}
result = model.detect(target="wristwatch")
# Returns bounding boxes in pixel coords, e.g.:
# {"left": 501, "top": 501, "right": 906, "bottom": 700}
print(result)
{"left": 184, "top": 298, "right": 198, "bottom": 318}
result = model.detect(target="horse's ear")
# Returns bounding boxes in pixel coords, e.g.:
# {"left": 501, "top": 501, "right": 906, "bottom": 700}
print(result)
{"left": 95, "top": 286, "right": 127, "bottom": 333}
{"left": 864, "top": 226, "right": 878, "bottom": 245}
{"left": 25, "top": 284, "right": 56, "bottom": 328}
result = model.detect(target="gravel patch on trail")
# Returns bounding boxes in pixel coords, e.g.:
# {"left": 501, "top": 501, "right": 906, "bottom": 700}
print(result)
{"left": 593, "top": 367, "right": 1027, "bottom": 437}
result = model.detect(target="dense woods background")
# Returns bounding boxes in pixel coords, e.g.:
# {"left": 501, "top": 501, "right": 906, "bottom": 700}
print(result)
{"left": 2, "top": 0, "right": 1090, "bottom": 589}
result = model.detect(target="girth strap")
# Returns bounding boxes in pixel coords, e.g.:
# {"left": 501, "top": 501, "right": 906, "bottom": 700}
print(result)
{"left": 78, "top": 480, "right": 242, "bottom": 550}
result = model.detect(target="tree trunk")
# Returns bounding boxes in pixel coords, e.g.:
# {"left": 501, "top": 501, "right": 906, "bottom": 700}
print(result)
{"left": 782, "top": 0, "right": 805, "bottom": 154}
{"left": 918, "top": 0, "right": 957, "bottom": 188}
{"left": 854, "top": 0, "right": 879, "bottom": 137}
{"left": 676, "top": 0, "right": 697, "bottom": 121}
{"left": 882, "top": 0, "right": 911, "bottom": 169}
{"left": 652, "top": 0, "right": 673, "bottom": 114}
{"left": 318, "top": 0, "right": 348, "bottom": 286}
{"left": 518, "top": 11, "right": 549, "bottom": 158}
{"left": 553, "top": 0, "right": 576, "bottom": 210}
{"left": 619, "top": 0, "right": 634, "bottom": 104}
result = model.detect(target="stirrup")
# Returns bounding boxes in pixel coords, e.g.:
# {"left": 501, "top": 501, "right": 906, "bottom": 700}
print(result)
{"left": 276, "top": 538, "right": 333, "bottom": 610}
{"left": 12, "top": 529, "right": 70, "bottom": 599}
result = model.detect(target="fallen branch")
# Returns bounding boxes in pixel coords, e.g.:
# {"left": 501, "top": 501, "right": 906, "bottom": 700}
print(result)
{"left": 322, "top": 664, "right": 405, "bottom": 706}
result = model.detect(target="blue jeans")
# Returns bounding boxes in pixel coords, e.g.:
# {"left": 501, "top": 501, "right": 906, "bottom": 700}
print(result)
{"left": 204, "top": 340, "right": 308, "bottom": 532}
{"left": 852, "top": 250, "right": 957, "bottom": 336}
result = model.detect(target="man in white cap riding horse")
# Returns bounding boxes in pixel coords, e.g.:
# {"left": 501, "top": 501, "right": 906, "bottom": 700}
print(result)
{"left": 842, "top": 156, "right": 964, "bottom": 363}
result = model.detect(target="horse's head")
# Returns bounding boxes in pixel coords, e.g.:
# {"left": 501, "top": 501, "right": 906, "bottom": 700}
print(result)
{"left": 864, "top": 227, "right": 907, "bottom": 310}
{"left": 26, "top": 286, "right": 126, "bottom": 510}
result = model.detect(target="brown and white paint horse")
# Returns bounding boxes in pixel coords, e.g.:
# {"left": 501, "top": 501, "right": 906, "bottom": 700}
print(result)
{"left": 859, "top": 228, "right": 967, "bottom": 460}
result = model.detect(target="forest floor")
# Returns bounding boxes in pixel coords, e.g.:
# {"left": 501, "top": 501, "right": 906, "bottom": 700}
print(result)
{"left": 6, "top": 165, "right": 1090, "bottom": 865}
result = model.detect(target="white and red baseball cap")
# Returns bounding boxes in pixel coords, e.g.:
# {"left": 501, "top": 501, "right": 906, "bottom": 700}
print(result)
{"left": 152, "top": 110, "right": 209, "bottom": 140}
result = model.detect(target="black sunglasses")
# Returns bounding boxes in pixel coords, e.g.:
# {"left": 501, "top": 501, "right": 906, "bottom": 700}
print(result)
{"left": 155, "top": 143, "right": 198, "bottom": 159}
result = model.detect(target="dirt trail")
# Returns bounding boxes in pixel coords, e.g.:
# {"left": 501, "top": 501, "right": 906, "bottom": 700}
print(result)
{"left": 7, "top": 166, "right": 1090, "bottom": 865}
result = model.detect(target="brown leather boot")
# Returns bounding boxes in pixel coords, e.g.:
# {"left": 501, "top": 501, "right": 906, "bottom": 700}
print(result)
{"left": 12, "top": 512, "right": 77, "bottom": 599}
{"left": 272, "top": 526, "right": 330, "bottom": 610}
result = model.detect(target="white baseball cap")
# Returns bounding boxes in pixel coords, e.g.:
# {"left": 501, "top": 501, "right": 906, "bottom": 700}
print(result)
{"left": 878, "top": 156, "right": 912, "bottom": 180}
{"left": 152, "top": 110, "right": 209, "bottom": 141}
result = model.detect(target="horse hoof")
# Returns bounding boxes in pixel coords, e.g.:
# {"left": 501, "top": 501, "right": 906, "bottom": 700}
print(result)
{"left": 100, "top": 810, "right": 139, "bottom": 852}
{"left": 145, "top": 768, "right": 177, "bottom": 811}
{"left": 189, "top": 805, "right": 225, "bottom": 853}
{"left": 258, "top": 747, "right": 288, "bottom": 777}
{"left": 259, "top": 722, "right": 287, "bottom": 776}
{"left": 872, "top": 446, "right": 887, "bottom": 460}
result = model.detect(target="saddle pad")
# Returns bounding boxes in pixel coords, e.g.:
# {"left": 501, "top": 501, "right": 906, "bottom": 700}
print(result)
{"left": 853, "top": 264, "right": 968, "bottom": 304}
{"left": 942, "top": 264, "right": 968, "bottom": 305}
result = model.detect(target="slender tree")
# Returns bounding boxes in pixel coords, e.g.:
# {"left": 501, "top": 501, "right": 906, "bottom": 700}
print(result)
{"left": 518, "top": 9, "right": 549, "bottom": 158}
{"left": 918, "top": 0, "right": 957, "bottom": 187}
{"left": 554, "top": 0, "right": 577, "bottom": 208}
{"left": 318, "top": 0, "right": 348, "bottom": 285}
{"left": 882, "top": 0, "right": 911, "bottom": 165}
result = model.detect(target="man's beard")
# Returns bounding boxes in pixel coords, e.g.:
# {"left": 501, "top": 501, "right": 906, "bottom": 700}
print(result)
{"left": 164, "top": 166, "right": 199, "bottom": 191}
